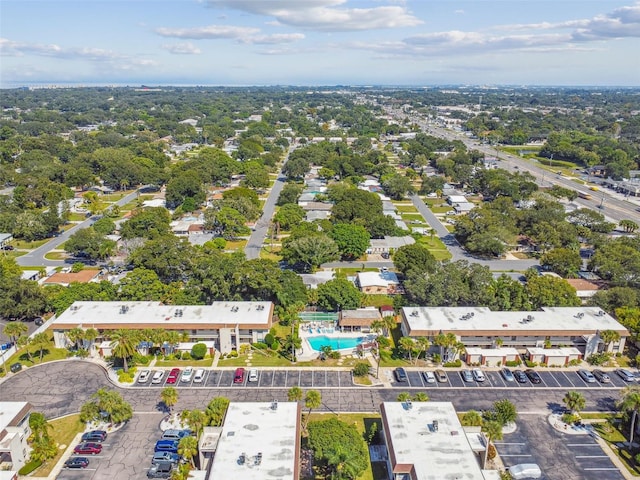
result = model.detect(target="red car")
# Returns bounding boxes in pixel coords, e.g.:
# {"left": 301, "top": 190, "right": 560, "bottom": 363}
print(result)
{"left": 166, "top": 368, "right": 180, "bottom": 384}
{"left": 74, "top": 443, "right": 102, "bottom": 455}
{"left": 234, "top": 367, "right": 245, "bottom": 384}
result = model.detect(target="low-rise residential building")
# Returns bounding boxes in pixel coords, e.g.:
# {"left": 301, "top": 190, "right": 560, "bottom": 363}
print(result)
{"left": 43, "top": 269, "right": 101, "bottom": 287}
{"left": 565, "top": 279, "right": 601, "bottom": 302}
{"left": 526, "top": 347, "right": 582, "bottom": 366}
{"left": 356, "top": 271, "right": 402, "bottom": 295}
{"left": 51, "top": 301, "right": 274, "bottom": 354}
{"left": 368, "top": 235, "right": 415, "bottom": 254}
{"left": 0, "top": 233, "right": 12, "bottom": 248}
{"left": 208, "top": 401, "right": 300, "bottom": 479}
{"left": 380, "top": 401, "right": 492, "bottom": 480}
{"left": 339, "top": 308, "right": 381, "bottom": 332}
{"left": 0, "top": 402, "right": 33, "bottom": 472}
{"left": 401, "top": 306, "right": 628, "bottom": 361}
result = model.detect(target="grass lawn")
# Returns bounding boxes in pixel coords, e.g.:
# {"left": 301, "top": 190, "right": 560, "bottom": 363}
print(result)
{"left": 421, "top": 198, "right": 447, "bottom": 207}
{"left": 305, "top": 413, "right": 384, "bottom": 480}
{"left": 430, "top": 250, "right": 453, "bottom": 261}
{"left": 260, "top": 249, "right": 282, "bottom": 261}
{"left": 362, "top": 294, "right": 394, "bottom": 308}
{"left": 154, "top": 357, "right": 214, "bottom": 367}
{"left": 430, "top": 206, "right": 454, "bottom": 214}
{"left": 353, "top": 375, "right": 372, "bottom": 386}
{"left": 335, "top": 267, "right": 379, "bottom": 276}
{"left": 45, "top": 251, "right": 69, "bottom": 260}
{"left": 401, "top": 213, "right": 424, "bottom": 222}
{"left": 12, "top": 238, "right": 51, "bottom": 249}
{"left": 5, "top": 342, "right": 70, "bottom": 368}
{"left": 67, "top": 212, "right": 90, "bottom": 221}
{"left": 395, "top": 205, "right": 418, "bottom": 213}
{"left": 3, "top": 250, "right": 26, "bottom": 259}
{"left": 224, "top": 239, "right": 247, "bottom": 250}
{"left": 34, "top": 414, "right": 85, "bottom": 477}
{"left": 593, "top": 420, "right": 640, "bottom": 476}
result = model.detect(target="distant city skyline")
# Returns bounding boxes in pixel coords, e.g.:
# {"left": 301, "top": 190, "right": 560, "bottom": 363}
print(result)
{"left": 1, "top": 0, "right": 639, "bottom": 88}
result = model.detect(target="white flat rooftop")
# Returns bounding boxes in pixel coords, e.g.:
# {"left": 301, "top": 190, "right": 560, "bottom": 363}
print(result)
{"left": 0, "top": 402, "right": 29, "bottom": 432}
{"left": 381, "top": 401, "right": 486, "bottom": 480}
{"left": 402, "top": 306, "right": 628, "bottom": 335}
{"left": 52, "top": 301, "right": 272, "bottom": 328}
{"left": 210, "top": 402, "right": 299, "bottom": 480}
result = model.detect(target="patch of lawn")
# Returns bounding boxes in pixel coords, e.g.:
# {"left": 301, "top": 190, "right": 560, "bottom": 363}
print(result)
{"left": 421, "top": 198, "right": 447, "bottom": 207}
{"left": 34, "top": 414, "right": 85, "bottom": 477}
{"left": 6, "top": 342, "right": 70, "bottom": 368}
{"left": 67, "top": 212, "right": 90, "bottom": 221}
{"left": 3, "top": 250, "right": 26, "bottom": 258}
{"left": 154, "top": 357, "right": 214, "bottom": 367}
{"left": 616, "top": 356, "right": 632, "bottom": 367}
{"left": 430, "top": 250, "right": 453, "bottom": 261}
{"left": 418, "top": 236, "right": 447, "bottom": 250}
{"left": 510, "top": 252, "right": 532, "bottom": 259}
{"left": 335, "top": 267, "right": 379, "bottom": 277}
{"left": 353, "top": 375, "right": 372, "bottom": 385}
{"left": 45, "top": 251, "right": 69, "bottom": 260}
{"left": 12, "top": 238, "right": 51, "bottom": 249}
{"left": 260, "top": 248, "right": 282, "bottom": 261}
{"left": 401, "top": 213, "right": 424, "bottom": 222}
{"left": 395, "top": 205, "right": 418, "bottom": 213}
{"left": 224, "top": 239, "right": 247, "bottom": 250}
{"left": 361, "top": 294, "right": 394, "bottom": 308}
{"left": 593, "top": 420, "right": 640, "bottom": 476}
{"left": 430, "top": 206, "right": 454, "bottom": 214}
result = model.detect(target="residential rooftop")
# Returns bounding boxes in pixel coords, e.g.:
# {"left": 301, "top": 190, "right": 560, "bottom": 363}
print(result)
{"left": 401, "top": 306, "right": 628, "bottom": 336}
{"left": 210, "top": 401, "right": 300, "bottom": 480}
{"left": 381, "top": 401, "right": 486, "bottom": 480}
{"left": 0, "top": 402, "right": 30, "bottom": 433}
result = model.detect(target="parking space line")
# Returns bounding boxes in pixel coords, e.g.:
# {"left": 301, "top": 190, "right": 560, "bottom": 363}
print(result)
{"left": 544, "top": 372, "right": 562, "bottom": 388}
{"left": 576, "top": 455, "right": 610, "bottom": 458}
{"left": 584, "top": 468, "right": 622, "bottom": 471}
{"left": 494, "top": 442, "right": 525, "bottom": 446}
{"left": 298, "top": 370, "right": 301, "bottom": 386}
{"left": 500, "top": 454, "right": 532, "bottom": 457}
{"left": 561, "top": 371, "right": 577, "bottom": 387}
{"left": 568, "top": 444, "right": 600, "bottom": 447}
{"left": 216, "top": 371, "right": 222, "bottom": 387}
{"left": 324, "top": 370, "right": 328, "bottom": 388}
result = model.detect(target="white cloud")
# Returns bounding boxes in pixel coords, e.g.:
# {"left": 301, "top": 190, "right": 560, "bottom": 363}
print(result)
{"left": 454, "top": 9, "right": 465, "bottom": 15}
{"left": 206, "top": 0, "right": 422, "bottom": 31}
{"left": 155, "top": 24, "right": 259, "bottom": 40}
{"left": 246, "top": 33, "right": 305, "bottom": 44}
{"left": 162, "top": 42, "right": 202, "bottom": 54}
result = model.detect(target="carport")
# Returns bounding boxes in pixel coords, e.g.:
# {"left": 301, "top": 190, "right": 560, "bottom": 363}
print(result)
{"left": 526, "top": 347, "right": 581, "bottom": 366}
{"left": 465, "top": 347, "right": 520, "bottom": 367}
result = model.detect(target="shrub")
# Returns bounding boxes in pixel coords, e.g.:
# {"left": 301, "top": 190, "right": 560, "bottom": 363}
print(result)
{"left": 487, "top": 444, "right": 497, "bottom": 460}
{"left": 562, "top": 412, "right": 581, "bottom": 425}
{"left": 329, "top": 351, "right": 341, "bottom": 359}
{"left": 524, "top": 360, "right": 537, "bottom": 368}
{"left": 181, "top": 351, "right": 191, "bottom": 360}
{"left": 587, "top": 352, "right": 611, "bottom": 366}
{"left": 253, "top": 342, "right": 268, "bottom": 350}
{"left": 191, "top": 343, "right": 207, "bottom": 360}
{"left": 505, "top": 359, "right": 521, "bottom": 367}
{"left": 18, "top": 459, "right": 42, "bottom": 475}
{"left": 239, "top": 344, "right": 251, "bottom": 355}
{"left": 133, "top": 353, "right": 151, "bottom": 365}
{"left": 228, "top": 350, "right": 238, "bottom": 358}
{"left": 271, "top": 341, "right": 280, "bottom": 351}
{"left": 264, "top": 333, "right": 275, "bottom": 346}
{"left": 567, "top": 359, "right": 581, "bottom": 367}
{"left": 376, "top": 336, "right": 391, "bottom": 348}
{"left": 353, "top": 362, "right": 370, "bottom": 377}
{"left": 443, "top": 359, "right": 462, "bottom": 368}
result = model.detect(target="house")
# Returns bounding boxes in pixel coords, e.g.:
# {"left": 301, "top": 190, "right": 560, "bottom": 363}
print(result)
{"left": 368, "top": 235, "right": 415, "bottom": 254}
{"left": 380, "top": 305, "right": 395, "bottom": 318}
{"left": 0, "top": 233, "right": 12, "bottom": 248}
{"left": 208, "top": 402, "right": 300, "bottom": 480}
{"left": 51, "top": 301, "right": 274, "bottom": 354}
{"left": 380, "top": 402, "right": 490, "bottom": 480}
{"left": 299, "top": 270, "right": 335, "bottom": 289}
{"left": 44, "top": 269, "right": 101, "bottom": 287}
{"left": 452, "top": 202, "right": 475, "bottom": 214}
{"left": 356, "top": 271, "right": 402, "bottom": 295}
{"left": 401, "top": 306, "right": 629, "bottom": 361}
{"left": 0, "top": 402, "right": 33, "bottom": 471}
{"left": 564, "top": 279, "right": 601, "bottom": 302}
{"left": 447, "top": 195, "right": 468, "bottom": 205}
{"left": 339, "top": 308, "right": 381, "bottom": 332}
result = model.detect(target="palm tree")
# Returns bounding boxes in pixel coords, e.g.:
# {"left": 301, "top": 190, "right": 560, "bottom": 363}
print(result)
{"left": 31, "top": 332, "right": 50, "bottom": 362}
{"left": 66, "top": 327, "right": 84, "bottom": 349}
{"left": 3, "top": 321, "right": 27, "bottom": 345}
{"left": 461, "top": 410, "right": 484, "bottom": 427}
{"left": 110, "top": 329, "right": 139, "bottom": 372}
{"left": 283, "top": 334, "right": 302, "bottom": 362}
{"left": 397, "top": 392, "right": 411, "bottom": 402}
{"left": 620, "top": 219, "right": 638, "bottom": 233}
{"left": 17, "top": 335, "right": 33, "bottom": 362}
{"left": 164, "top": 330, "right": 181, "bottom": 355}
{"left": 413, "top": 392, "right": 429, "bottom": 402}
{"left": 482, "top": 420, "right": 503, "bottom": 468}
{"left": 178, "top": 435, "right": 198, "bottom": 467}
{"left": 618, "top": 386, "right": 640, "bottom": 445}
{"left": 29, "top": 412, "right": 53, "bottom": 440}
{"left": 414, "top": 337, "right": 430, "bottom": 365}
{"left": 563, "top": 391, "right": 586, "bottom": 415}
{"left": 398, "top": 337, "right": 415, "bottom": 363}
{"left": 433, "top": 333, "right": 448, "bottom": 364}
{"left": 382, "top": 315, "right": 396, "bottom": 337}
{"left": 326, "top": 445, "right": 361, "bottom": 480}
{"left": 494, "top": 337, "right": 504, "bottom": 348}
{"left": 186, "top": 409, "right": 207, "bottom": 438}
{"left": 600, "top": 330, "right": 621, "bottom": 352}
{"left": 83, "top": 328, "right": 99, "bottom": 352}
{"left": 370, "top": 320, "right": 385, "bottom": 337}
{"left": 161, "top": 387, "right": 179, "bottom": 413}
{"left": 304, "top": 390, "right": 322, "bottom": 430}
{"left": 288, "top": 386, "right": 303, "bottom": 402}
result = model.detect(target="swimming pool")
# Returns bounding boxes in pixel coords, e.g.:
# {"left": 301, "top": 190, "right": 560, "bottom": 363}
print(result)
{"left": 307, "top": 335, "right": 363, "bottom": 351}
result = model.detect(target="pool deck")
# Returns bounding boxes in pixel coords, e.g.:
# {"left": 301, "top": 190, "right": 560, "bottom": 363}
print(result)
{"left": 297, "top": 323, "right": 376, "bottom": 362}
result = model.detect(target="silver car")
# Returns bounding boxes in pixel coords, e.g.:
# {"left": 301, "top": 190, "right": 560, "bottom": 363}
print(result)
{"left": 578, "top": 369, "right": 596, "bottom": 383}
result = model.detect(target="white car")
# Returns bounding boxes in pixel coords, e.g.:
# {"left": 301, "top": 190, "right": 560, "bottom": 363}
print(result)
{"left": 508, "top": 464, "right": 542, "bottom": 479}
{"left": 180, "top": 367, "right": 194, "bottom": 383}
{"left": 151, "top": 371, "right": 164, "bottom": 384}
{"left": 248, "top": 368, "right": 258, "bottom": 382}
{"left": 422, "top": 371, "right": 436, "bottom": 384}
{"left": 137, "top": 370, "right": 150, "bottom": 383}
{"left": 193, "top": 369, "right": 205, "bottom": 383}
{"left": 472, "top": 369, "right": 486, "bottom": 382}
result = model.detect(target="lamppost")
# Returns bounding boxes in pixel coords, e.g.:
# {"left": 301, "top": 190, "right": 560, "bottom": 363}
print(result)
{"left": 599, "top": 194, "right": 605, "bottom": 211}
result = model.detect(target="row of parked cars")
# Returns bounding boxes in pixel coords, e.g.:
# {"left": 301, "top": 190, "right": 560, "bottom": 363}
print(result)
{"left": 148, "top": 429, "right": 192, "bottom": 478}
{"left": 137, "top": 367, "right": 206, "bottom": 385}
{"left": 64, "top": 430, "right": 108, "bottom": 469}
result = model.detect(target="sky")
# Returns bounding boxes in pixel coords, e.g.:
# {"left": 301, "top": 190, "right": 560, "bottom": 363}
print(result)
{"left": 1, "top": 0, "right": 639, "bottom": 87}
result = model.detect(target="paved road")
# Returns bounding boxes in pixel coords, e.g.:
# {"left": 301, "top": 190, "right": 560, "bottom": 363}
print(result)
{"left": 411, "top": 194, "right": 539, "bottom": 271}
{"left": 0, "top": 361, "right": 622, "bottom": 419}
{"left": 245, "top": 144, "right": 297, "bottom": 260}
{"left": 17, "top": 189, "right": 141, "bottom": 267}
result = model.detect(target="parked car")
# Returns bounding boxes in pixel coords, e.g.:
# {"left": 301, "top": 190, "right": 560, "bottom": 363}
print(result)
{"left": 616, "top": 368, "right": 636, "bottom": 382}
{"left": 461, "top": 370, "right": 474, "bottom": 382}
{"left": 394, "top": 367, "right": 408, "bottom": 382}
{"left": 434, "top": 369, "right": 448, "bottom": 383}
{"left": 64, "top": 457, "right": 90, "bottom": 469}
{"left": 507, "top": 463, "right": 542, "bottom": 480}
{"left": 74, "top": 443, "right": 102, "bottom": 455}
{"left": 166, "top": 368, "right": 180, "bottom": 384}
{"left": 592, "top": 369, "right": 611, "bottom": 383}
{"left": 248, "top": 368, "right": 258, "bottom": 382}
{"left": 180, "top": 367, "right": 194, "bottom": 383}
{"left": 154, "top": 440, "right": 179, "bottom": 453}
{"left": 514, "top": 370, "right": 528, "bottom": 383}
{"left": 10, "top": 362, "right": 22, "bottom": 373}
{"left": 161, "top": 430, "right": 191, "bottom": 441}
{"left": 501, "top": 368, "right": 515, "bottom": 382}
{"left": 152, "top": 371, "right": 164, "bottom": 384}
{"left": 234, "top": 367, "right": 245, "bottom": 384}
{"left": 525, "top": 369, "right": 542, "bottom": 384}
{"left": 152, "top": 452, "right": 180, "bottom": 465}
{"left": 193, "top": 369, "right": 205, "bottom": 383}
{"left": 81, "top": 430, "right": 107, "bottom": 443}
{"left": 578, "top": 369, "right": 596, "bottom": 383}
{"left": 422, "top": 371, "right": 436, "bottom": 384}
{"left": 137, "top": 370, "right": 151, "bottom": 383}
{"left": 34, "top": 317, "right": 44, "bottom": 326}
{"left": 472, "top": 369, "right": 486, "bottom": 382}
{"left": 0, "top": 245, "right": 14, "bottom": 251}
{"left": 147, "top": 461, "right": 174, "bottom": 478}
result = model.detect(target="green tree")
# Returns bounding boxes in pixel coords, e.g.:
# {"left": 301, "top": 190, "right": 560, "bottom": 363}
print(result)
{"left": 165, "top": 170, "right": 205, "bottom": 209}
{"left": 273, "top": 203, "right": 306, "bottom": 230}
{"left": 540, "top": 248, "right": 582, "bottom": 277}
{"left": 525, "top": 276, "right": 581, "bottom": 309}
{"left": 206, "top": 397, "right": 230, "bottom": 426}
{"left": 563, "top": 391, "right": 586, "bottom": 415}
{"left": 397, "top": 392, "right": 411, "bottom": 402}
{"left": 381, "top": 173, "right": 414, "bottom": 200}
{"left": 120, "top": 207, "right": 171, "bottom": 239}
{"left": 31, "top": 332, "right": 50, "bottom": 362}
{"left": 482, "top": 420, "right": 503, "bottom": 468}
{"left": 185, "top": 409, "right": 207, "bottom": 438}
{"left": 492, "top": 399, "right": 518, "bottom": 426}
{"left": 191, "top": 343, "right": 207, "bottom": 360}
{"left": 413, "top": 392, "right": 430, "bottom": 402}
{"left": 178, "top": 435, "right": 199, "bottom": 468}
{"left": 277, "top": 183, "right": 303, "bottom": 206}
{"left": 3, "top": 321, "right": 27, "bottom": 345}
{"left": 398, "top": 337, "right": 416, "bottom": 363}
{"left": 161, "top": 387, "right": 179, "bottom": 413}
{"left": 304, "top": 390, "right": 322, "bottom": 430}
{"left": 600, "top": 329, "right": 621, "bottom": 352}
{"left": 119, "top": 268, "right": 167, "bottom": 301}
{"left": 316, "top": 278, "right": 362, "bottom": 311}
{"left": 330, "top": 224, "right": 370, "bottom": 260}
{"left": 618, "top": 386, "right": 640, "bottom": 444}
{"left": 288, "top": 386, "right": 303, "bottom": 402}
{"left": 109, "top": 329, "right": 139, "bottom": 373}
{"left": 281, "top": 234, "right": 340, "bottom": 272}
{"left": 64, "top": 228, "right": 115, "bottom": 260}
{"left": 461, "top": 410, "right": 484, "bottom": 427}
{"left": 203, "top": 206, "right": 250, "bottom": 239}
{"left": 241, "top": 162, "right": 270, "bottom": 189}
{"left": 620, "top": 220, "right": 638, "bottom": 233}
{"left": 81, "top": 388, "right": 133, "bottom": 424}
{"left": 393, "top": 243, "right": 437, "bottom": 276}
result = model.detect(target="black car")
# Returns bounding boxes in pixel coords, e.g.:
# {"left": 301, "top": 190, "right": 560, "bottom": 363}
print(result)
{"left": 10, "top": 362, "right": 22, "bottom": 373}
{"left": 394, "top": 367, "right": 408, "bottom": 382}
{"left": 34, "top": 317, "right": 44, "bottom": 326}
{"left": 525, "top": 369, "right": 542, "bottom": 384}
{"left": 81, "top": 430, "right": 107, "bottom": 442}
{"left": 64, "top": 457, "right": 90, "bottom": 469}
{"left": 147, "top": 462, "right": 174, "bottom": 478}
{"left": 1, "top": 245, "right": 14, "bottom": 250}
{"left": 513, "top": 370, "right": 528, "bottom": 383}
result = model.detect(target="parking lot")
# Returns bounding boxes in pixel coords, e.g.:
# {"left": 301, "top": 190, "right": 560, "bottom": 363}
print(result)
{"left": 57, "top": 413, "right": 163, "bottom": 480}
{"left": 133, "top": 369, "right": 354, "bottom": 389}
{"left": 390, "top": 369, "right": 632, "bottom": 389}
{"left": 495, "top": 416, "right": 624, "bottom": 480}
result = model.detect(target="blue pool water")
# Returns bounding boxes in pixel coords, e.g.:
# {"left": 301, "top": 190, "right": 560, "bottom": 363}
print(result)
{"left": 307, "top": 336, "right": 363, "bottom": 351}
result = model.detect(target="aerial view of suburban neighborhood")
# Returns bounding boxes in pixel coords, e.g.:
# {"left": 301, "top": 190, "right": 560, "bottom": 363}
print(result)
{"left": 1, "top": 1, "right": 640, "bottom": 480}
